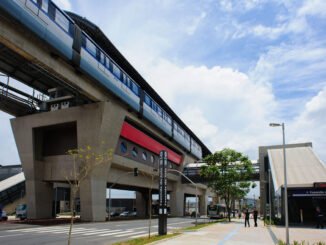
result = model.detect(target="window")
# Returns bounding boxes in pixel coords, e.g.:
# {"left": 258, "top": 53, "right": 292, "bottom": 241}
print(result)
{"left": 41, "top": 0, "right": 49, "bottom": 12}
{"left": 55, "top": 9, "right": 70, "bottom": 32}
{"left": 157, "top": 106, "right": 163, "bottom": 117}
{"left": 132, "top": 147, "right": 138, "bottom": 157}
{"left": 120, "top": 142, "right": 127, "bottom": 154}
{"left": 131, "top": 82, "right": 139, "bottom": 96}
{"left": 85, "top": 39, "right": 97, "bottom": 57}
{"left": 112, "top": 63, "right": 121, "bottom": 79}
{"left": 144, "top": 94, "right": 151, "bottom": 106}
{"left": 142, "top": 152, "right": 147, "bottom": 161}
{"left": 151, "top": 155, "right": 155, "bottom": 164}
{"left": 105, "top": 57, "right": 111, "bottom": 70}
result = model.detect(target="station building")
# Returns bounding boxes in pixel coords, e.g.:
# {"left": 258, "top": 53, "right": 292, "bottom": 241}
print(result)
{"left": 259, "top": 142, "right": 326, "bottom": 225}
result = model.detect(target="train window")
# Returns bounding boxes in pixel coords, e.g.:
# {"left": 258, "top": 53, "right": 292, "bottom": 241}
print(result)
{"left": 41, "top": 0, "right": 49, "bottom": 12}
{"left": 167, "top": 115, "right": 172, "bottom": 125}
{"left": 132, "top": 147, "right": 138, "bottom": 158}
{"left": 185, "top": 133, "right": 190, "bottom": 141}
{"left": 126, "top": 77, "right": 131, "bottom": 88}
{"left": 157, "top": 107, "right": 163, "bottom": 117}
{"left": 99, "top": 52, "right": 105, "bottom": 64}
{"left": 105, "top": 57, "right": 111, "bottom": 70}
{"left": 85, "top": 39, "right": 97, "bottom": 57}
{"left": 120, "top": 141, "right": 127, "bottom": 154}
{"left": 55, "top": 9, "right": 70, "bottom": 32}
{"left": 144, "top": 94, "right": 151, "bottom": 106}
{"left": 112, "top": 63, "right": 121, "bottom": 79}
{"left": 142, "top": 152, "right": 147, "bottom": 161}
{"left": 131, "top": 83, "right": 139, "bottom": 96}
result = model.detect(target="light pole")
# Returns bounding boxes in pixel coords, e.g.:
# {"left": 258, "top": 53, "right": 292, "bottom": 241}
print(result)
{"left": 268, "top": 168, "right": 272, "bottom": 225}
{"left": 269, "top": 122, "right": 289, "bottom": 245}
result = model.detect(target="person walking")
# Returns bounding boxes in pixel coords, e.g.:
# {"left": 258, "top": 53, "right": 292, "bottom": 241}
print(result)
{"left": 244, "top": 209, "right": 250, "bottom": 227}
{"left": 316, "top": 207, "right": 324, "bottom": 229}
{"left": 253, "top": 208, "right": 258, "bottom": 227}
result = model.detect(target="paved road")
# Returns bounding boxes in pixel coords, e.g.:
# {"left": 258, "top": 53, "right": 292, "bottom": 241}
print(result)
{"left": 0, "top": 217, "right": 196, "bottom": 245}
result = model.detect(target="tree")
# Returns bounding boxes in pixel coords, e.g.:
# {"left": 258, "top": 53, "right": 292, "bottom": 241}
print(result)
{"left": 65, "top": 145, "right": 112, "bottom": 245}
{"left": 200, "top": 148, "right": 255, "bottom": 222}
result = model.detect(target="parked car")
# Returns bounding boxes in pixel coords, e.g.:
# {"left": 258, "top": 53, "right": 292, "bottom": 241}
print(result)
{"left": 109, "top": 211, "right": 120, "bottom": 217}
{"left": 1, "top": 210, "right": 8, "bottom": 221}
{"left": 129, "top": 211, "right": 137, "bottom": 217}
{"left": 119, "top": 211, "right": 130, "bottom": 217}
{"left": 16, "top": 204, "right": 27, "bottom": 220}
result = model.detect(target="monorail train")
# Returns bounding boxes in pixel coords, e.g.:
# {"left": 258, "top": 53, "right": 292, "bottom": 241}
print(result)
{"left": 0, "top": 0, "right": 203, "bottom": 159}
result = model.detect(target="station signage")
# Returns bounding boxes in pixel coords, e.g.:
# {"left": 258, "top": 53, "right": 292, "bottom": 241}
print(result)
{"left": 290, "top": 189, "right": 326, "bottom": 198}
{"left": 158, "top": 150, "right": 168, "bottom": 235}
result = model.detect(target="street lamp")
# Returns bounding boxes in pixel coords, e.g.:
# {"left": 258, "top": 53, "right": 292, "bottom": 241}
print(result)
{"left": 269, "top": 122, "right": 289, "bottom": 245}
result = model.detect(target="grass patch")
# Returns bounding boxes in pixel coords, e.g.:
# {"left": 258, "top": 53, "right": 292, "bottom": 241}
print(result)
{"left": 112, "top": 233, "right": 180, "bottom": 245}
{"left": 112, "top": 218, "right": 227, "bottom": 245}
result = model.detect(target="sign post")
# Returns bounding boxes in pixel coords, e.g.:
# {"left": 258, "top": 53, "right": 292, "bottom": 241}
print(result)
{"left": 158, "top": 150, "right": 168, "bottom": 235}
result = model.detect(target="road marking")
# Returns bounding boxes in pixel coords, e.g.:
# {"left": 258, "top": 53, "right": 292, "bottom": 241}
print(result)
{"left": 0, "top": 234, "right": 24, "bottom": 238}
{"left": 79, "top": 229, "right": 122, "bottom": 236}
{"left": 115, "top": 231, "right": 148, "bottom": 237}
{"left": 98, "top": 230, "right": 136, "bottom": 237}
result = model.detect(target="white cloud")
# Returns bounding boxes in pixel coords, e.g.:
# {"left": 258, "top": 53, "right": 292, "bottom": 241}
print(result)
{"left": 138, "top": 58, "right": 278, "bottom": 158}
{"left": 52, "top": 0, "right": 72, "bottom": 11}
{"left": 185, "top": 12, "right": 206, "bottom": 35}
{"left": 289, "top": 86, "right": 326, "bottom": 161}
{"left": 298, "top": 0, "right": 326, "bottom": 17}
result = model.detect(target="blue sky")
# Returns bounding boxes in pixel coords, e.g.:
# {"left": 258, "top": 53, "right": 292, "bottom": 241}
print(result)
{"left": 1, "top": 0, "right": 326, "bottom": 170}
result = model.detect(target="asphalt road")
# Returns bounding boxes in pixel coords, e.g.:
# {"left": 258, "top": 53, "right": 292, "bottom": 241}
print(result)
{"left": 0, "top": 217, "right": 197, "bottom": 245}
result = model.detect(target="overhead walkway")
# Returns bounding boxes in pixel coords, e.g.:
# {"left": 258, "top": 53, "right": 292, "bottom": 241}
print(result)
{"left": 182, "top": 162, "right": 260, "bottom": 184}
{"left": 0, "top": 172, "right": 25, "bottom": 207}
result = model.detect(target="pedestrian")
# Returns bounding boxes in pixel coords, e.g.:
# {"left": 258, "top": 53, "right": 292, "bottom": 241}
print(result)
{"left": 316, "top": 207, "right": 324, "bottom": 229}
{"left": 253, "top": 208, "right": 258, "bottom": 227}
{"left": 244, "top": 209, "right": 250, "bottom": 227}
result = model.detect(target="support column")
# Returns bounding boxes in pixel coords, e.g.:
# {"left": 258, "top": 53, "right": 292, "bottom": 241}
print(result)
{"left": 199, "top": 192, "right": 208, "bottom": 216}
{"left": 170, "top": 183, "right": 185, "bottom": 216}
{"left": 136, "top": 191, "right": 146, "bottom": 218}
{"left": 78, "top": 102, "right": 126, "bottom": 221}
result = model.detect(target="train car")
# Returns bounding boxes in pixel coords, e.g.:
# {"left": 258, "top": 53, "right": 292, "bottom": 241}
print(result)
{"left": 190, "top": 139, "right": 203, "bottom": 159}
{"left": 0, "top": 0, "right": 74, "bottom": 61}
{"left": 173, "top": 122, "right": 191, "bottom": 151}
{"left": 80, "top": 33, "right": 140, "bottom": 111}
{"left": 143, "top": 93, "right": 172, "bottom": 137}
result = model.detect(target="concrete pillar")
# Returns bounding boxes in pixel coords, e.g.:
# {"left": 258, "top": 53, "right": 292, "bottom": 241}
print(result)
{"left": 78, "top": 102, "right": 126, "bottom": 221}
{"left": 25, "top": 179, "right": 53, "bottom": 219}
{"left": 136, "top": 191, "right": 146, "bottom": 218}
{"left": 199, "top": 192, "right": 208, "bottom": 216}
{"left": 170, "top": 183, "right": 185, "bottom": 216}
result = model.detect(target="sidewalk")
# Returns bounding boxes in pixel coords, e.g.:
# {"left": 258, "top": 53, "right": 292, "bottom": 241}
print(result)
{"left": 157, "top": 219, "right": 275, "bottom": 245}
{"left": 156, "top": 219, "right": 326, "bottom": 245}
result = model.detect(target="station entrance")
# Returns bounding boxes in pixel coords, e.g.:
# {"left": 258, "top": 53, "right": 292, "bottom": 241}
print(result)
{"left": 288, "top": 187, "right": 326, "bottom": 224}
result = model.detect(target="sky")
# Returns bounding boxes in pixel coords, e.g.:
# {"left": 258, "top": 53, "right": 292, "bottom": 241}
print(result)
{"left": 1, "top": 0, "right": 326, "bottom": 173}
